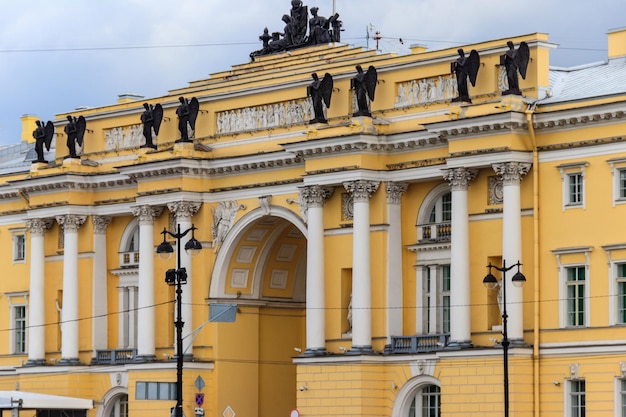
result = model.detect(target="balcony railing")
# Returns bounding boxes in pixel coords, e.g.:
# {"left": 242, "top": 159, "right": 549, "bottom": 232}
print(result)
{"left": 119, "top": 251, "right": 139, "bottom": 268}
{"left": 93, "top": 349, "right": 137, "bottom": 365}
{"left": 418, "top": 222, "right": 451, "bottom": 242}
{"left": 389, "top": 334, "right": 450, "bottom": 354}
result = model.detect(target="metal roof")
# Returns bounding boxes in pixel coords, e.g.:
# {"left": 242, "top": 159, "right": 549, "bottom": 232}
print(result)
{"left": 543, "top": 57, "right": 626, "bottom": 104}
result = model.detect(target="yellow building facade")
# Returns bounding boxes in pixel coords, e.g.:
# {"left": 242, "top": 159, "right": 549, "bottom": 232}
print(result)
{"left": 0, "top": 12, "right": 625, "bottom": 417}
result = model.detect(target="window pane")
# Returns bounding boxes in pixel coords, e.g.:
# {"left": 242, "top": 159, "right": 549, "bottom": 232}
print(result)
{"left": 147, "top": 382, "right": 158, "bottom": 400}
{"left": 135, "top": 382, "right": 146, "bottom": 400}
{"left": 570, "top": 380, "right": 585, "bottom": 417}
{"left": 441, "top": 193, "right": 451, "bottom": 222}
{"left": 620, "top": 170, "right": 626, "bottom": 198}
{"left": 159, "top": 382, "right": 170, "bottom": 400}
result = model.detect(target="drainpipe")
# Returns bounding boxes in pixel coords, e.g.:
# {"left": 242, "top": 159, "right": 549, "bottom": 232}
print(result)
{"left": 525, "top": 102, "right": 540, "bottom": 417}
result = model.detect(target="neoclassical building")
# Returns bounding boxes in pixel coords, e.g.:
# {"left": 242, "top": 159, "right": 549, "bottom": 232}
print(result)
{"left": 0, "top": 18, "right": 625, "bottom": 417}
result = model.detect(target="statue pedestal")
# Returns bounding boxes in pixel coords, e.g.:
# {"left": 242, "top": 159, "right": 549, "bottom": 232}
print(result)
{"left": 173, "top": 141, "right": 195, "bottom": 157}
{"left": 30, "top": 162, "right": 48, "bottom": 175}
{"left": 499, "top": 95, "right": 526, "bottom": 112}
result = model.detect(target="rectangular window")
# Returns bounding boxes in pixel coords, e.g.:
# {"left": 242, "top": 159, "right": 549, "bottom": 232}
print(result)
{"left": 421, "top": 385, "right": 441, "bottom": 417}
{"left": 570, "top": 380, "right": 585, "bottom": 417}
{"left": 442, "top": 265, "right": 451, "bottom": 334}
{"left": 13, "top": 234, "right": 25, "bottom": 262}
{"left": 620, "top": 169, "right": 626, "bottom": 199}
{"left": 425, "top": 268, "right": 432, "bottom": 333}
{"left": 566, "top": 267, "right": 586, "bottom": 327}
{"left": 568, "top": 173, "right": 583, "bottom": 205}
{"left": 135, "top": 382, "right": 177, "bottom": 400}
{"left": 620, "top": 379, "right": 626, "bottom": 417}
{"left": 13, "top": 305, "right": 26, "bottom": 354}
{"left": 618, "top": 264, "right": 626, "bottom": 324}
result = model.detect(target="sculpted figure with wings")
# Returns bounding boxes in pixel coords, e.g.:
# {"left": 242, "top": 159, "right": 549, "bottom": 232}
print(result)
{"left": 32, "top": 120, "right": 54, "bottom": 163}
{"left": 140, "top": 103, "right": 163, "bottom": 149}
{"left": 451, "top": 48, "right": 480, "bottom": 103}
{"left": 64, "top": 115, "right": 86, "bottom": 159}
{"left": 501, "top": 41, "right": 529, "bottom": 95}
{"left": 176, "top": 97, "right": 200, "bottom": 142}
{"left": 351, "top": 65, "right": 377, "bottom": 117}
{"left": 307, "top": 72, "right": 333, "bottom": 124}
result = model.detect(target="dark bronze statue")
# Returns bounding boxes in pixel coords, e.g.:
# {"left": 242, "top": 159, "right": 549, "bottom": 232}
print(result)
{"left": 351, "top": 65, "right": 377, "bottom": 117}
{"left": 64, "top": 115, "right": 86, "bottom": 158}
{"left": 176, "top": 97, "right": 199, "bottom": 142}
{"left": 250, "top": 1, "right": 342, "bottom": 59}
{"left": 451, "top": 48, "right": 480, "bottom": 103}
{"left": 140, "top": 103, "right": 163, "bottom": 149}
{"left": 32, "top": 120, "right": 54, "bottom": 163}
{"left": 307, "top": 72, "right": 333, "bottom": 123}
{"left": 308, "top": 7, "right": 339, "bottom": 45}
{"left": 501, "top": 41, "right": 529, "bottom": 95}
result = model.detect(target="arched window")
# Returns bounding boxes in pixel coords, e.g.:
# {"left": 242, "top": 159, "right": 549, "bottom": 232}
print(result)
{"left": 417, "top": 184, "right": 451, "bottom": 243}
{"left": 108, "top": 394, "right": 128, "bottom": 417}
{"left": 393, "top": 376, "right": 441, "bottom": 417}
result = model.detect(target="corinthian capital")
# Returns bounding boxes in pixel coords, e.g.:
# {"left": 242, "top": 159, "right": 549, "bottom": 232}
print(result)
{"left": 26, "top": 218, "right": 53, "bottom": 236}
{"left": 386, "top": 182, "right": 408, "bottom": 204}
{"left": 131, "top": 205, "right": 163, "bottom": 225}
{"left": 92, "top": 216, "right": 112, "bottom": 234}
{"left": 299, "top": 185, "right": 334, "bottom": 209}
{"left": 343, "top": 180, "right": 380, "bottom": 203}
{"left": 492, "top": 162, "right": 531, "bottom": 186}
{"left": 56, "top": 215, "right": 86, "bottom": 232}
{"left": 167, "top": 201, "right": 201, "bottom": 221}
{"left": 442, "top": 168, "right": 478, "bottom": 191}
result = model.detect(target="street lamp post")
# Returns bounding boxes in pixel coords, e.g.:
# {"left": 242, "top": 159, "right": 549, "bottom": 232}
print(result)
{"left": 483, "top": 260, "right": 526, "bottom": 417}
{"left": 157, "top": 224, "right": 203, "bottom": 417}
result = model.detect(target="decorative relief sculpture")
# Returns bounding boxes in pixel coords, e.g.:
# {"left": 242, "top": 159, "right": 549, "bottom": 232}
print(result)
{"left": 211, "top": 201, "right": 245, "bottom": 253}
{"left": 395, "top": 75, "right": 458, "bottom": 107}
{"left": 32, "top": 120, "right": 54, "bottom": 163}
{"left": 216, "top": 99, "right": 314, "bottom": 135}
{"left": 64, "top": 115, "right": 86, "bottom": 159}
{"left": 451, "top": 48, "right": 480, "bottom": 103}
{"left": 104, "top": 125, "right": 144, "bottom": 151}
{"left": 500, "top": 41, "right": 529, "bottom": 95}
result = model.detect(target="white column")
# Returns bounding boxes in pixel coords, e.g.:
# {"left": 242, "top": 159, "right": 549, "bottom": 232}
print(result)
{"left": 344, "top": 180, "right": 379, "bottom": 354}
{"left": 493, "top": 162, "right": 531, "bottom": 343}
{"left": 168, "top": 201, "right": 201, "bottom": 357}
{"left": 300, "top": 185, "right": 333, "bottom": 355}
{"left": 56, "top": 214, "right": 86, "bottom": 364}
{"left": 443, "top": 168, "right": 477, "bottom": 348}
{"left": 92, "top": 216, "right": 111, "bottom": 358}
{"left": 26, "top": 218, "right": 52, "bottom": 366}
{"left": 385, "top": 182, "right": 407, "bottom": 349}
{"left": 132, "top": 205, "right": 162, "bottom": 361}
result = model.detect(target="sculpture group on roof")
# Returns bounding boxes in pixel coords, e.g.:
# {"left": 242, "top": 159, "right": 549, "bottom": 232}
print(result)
{"left": 250, "top": 0, "right": 342, "bottom": 60}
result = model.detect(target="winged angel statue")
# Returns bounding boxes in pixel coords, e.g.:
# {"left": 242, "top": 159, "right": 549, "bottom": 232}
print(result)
{"left": 64, "top": 115, "right": 86, "bottom": 159}
{"left": 140, "top": 103, "right": 163, "bottom": 149}
{"left": 176, "top": 96, "right": 200, "bottom": 142}
{"left": 307, "top": 72, "right": 333, "bottom": 123}
{"left": 451, "top": 48, "right": 480, "bottom": 103}
{"left": 501, "top": 41, "right": 529, "bottom": 95}
{"left": 351, "top": 65, "right": 377, "bottom": 117}
{"left": 32, "top": 120, "right": 54, "bottom": 163}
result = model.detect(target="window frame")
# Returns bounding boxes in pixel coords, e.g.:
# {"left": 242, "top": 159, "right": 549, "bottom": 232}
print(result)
{"left": 6, "top": 292, "right": 28, "bottom": 355}
{"left": 553, "top": 246, "right": 592, "bottom": 329}
{"left": 422, "top": 264, "right": 451, "bottom": 335}
{"left": 135, "top": 382, "right": 177, "bottom": 400}
{"left": 603, "top": 244, "right": 626, "bottom": 326}
{"left": 391, "top": 375, "right": 441, "bottom": 417}
{"left": 607, "top": 157, "right": 626, "bottom": 207}
{"left": 10, "top": 228, "right": 26, "bottom": 263}
{"left": 566, "top": 379, "right": 586, "bottom": 417}
{"left": 557, "top": 162, "right": 588, "bottom": 211}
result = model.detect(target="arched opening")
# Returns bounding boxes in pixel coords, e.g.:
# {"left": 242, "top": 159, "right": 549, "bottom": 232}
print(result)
{"left": 392, "top": 376, "right": 441, "bottom": 417}
{"left": 97, "top": 387, "right": 128, "bottom": 417}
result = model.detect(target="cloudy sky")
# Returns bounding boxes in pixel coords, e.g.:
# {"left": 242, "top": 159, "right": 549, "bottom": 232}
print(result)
{"left": 0, "top": 0, "right": 624, "bottom": 145}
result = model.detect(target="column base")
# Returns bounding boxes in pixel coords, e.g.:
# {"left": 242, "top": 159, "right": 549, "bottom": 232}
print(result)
{"left": 509, "top": 339, "right": 528, "bottom": 348}
{"left": 133, "top": 354, "right": 156, "bottom": 363}
{"left": 445, "top": 340, "right": 473, "bottom": 350}
{"left": 301, "top": 348, "right": 327, "bottom": 357}
{"left": 345, "top": 345, "right": 373, "bottom": 355}
{"left": 58, "top": 358, "right": 81, "bottom": 366}
{"left": 24, "top": 359, "right": 46, "bottom": 367}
